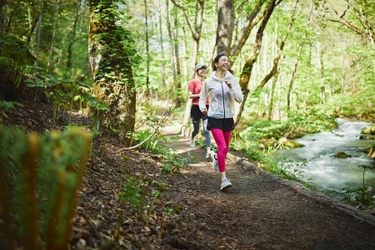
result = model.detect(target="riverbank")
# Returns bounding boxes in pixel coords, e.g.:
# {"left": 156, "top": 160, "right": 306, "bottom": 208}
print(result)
{"left": 273, "top": 118, "right": 375, "bottom": 204}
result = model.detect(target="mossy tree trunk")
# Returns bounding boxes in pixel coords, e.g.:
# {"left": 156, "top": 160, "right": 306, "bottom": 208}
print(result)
{"left": 88, "top": 0, "right": 139, "bottom": 146}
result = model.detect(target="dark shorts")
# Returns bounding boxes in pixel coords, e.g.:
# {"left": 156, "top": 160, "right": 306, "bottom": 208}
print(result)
{"left": 191, "top": 105, "right": 208, "bottom": 120}
{"left": 207, "top": 117, "right": 234, "bottom": 132}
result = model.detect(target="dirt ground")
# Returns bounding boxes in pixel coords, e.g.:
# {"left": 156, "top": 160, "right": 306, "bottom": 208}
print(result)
{"left": 2, "top": 89, "right": 375, "bottom": 250}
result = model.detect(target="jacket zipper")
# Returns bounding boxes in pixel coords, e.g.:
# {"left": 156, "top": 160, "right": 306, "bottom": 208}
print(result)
{"left": 221, "top": 82, "right": 225, "bottom": 118}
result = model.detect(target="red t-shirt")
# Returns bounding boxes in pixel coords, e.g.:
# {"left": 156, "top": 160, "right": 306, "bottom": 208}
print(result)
{"left": 188, "top": 79, "right": 209, "bottom": 105}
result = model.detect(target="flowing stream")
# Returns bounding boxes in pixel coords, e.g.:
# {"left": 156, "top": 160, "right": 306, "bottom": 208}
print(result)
{"left": 273, "top": 118, "right": 375, "bottom": 200}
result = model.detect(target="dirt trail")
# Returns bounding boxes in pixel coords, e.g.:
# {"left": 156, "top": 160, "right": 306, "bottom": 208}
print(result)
{"left": 161, "top": 125, "right": 375, "bottom": 250}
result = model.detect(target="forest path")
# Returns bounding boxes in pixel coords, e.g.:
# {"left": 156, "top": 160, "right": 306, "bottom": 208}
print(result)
{"left": 159, "top": 124, "right": 375, "bottom": 250}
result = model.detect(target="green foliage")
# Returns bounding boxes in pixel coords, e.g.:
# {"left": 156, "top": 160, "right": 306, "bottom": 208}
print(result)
{"left": 88, "top": 0, "right": 142, "bottom": 135}
{"left": 129, "top": 98, "right": 188, "bottom": 174}
{"left": 325, "top": 89, "right": 375, "bottom": 122}
{"left": 0, "top": 125, "right": 91, "bottom": 250}
{"left": 131, "top": 114, "right": 165, "bottom": 151}
{"left": 131, "top": 124, "right": 188, "bottom": 175}
{"left": 277, "top": 160, "right": 306, "bottom": 181}
{"left": 342, "top": 164, "right": 375, "bottom": 207}
{"left": 357, "top": 165, "right": 374, "bottom": 206}
{"left": 323, "top": 42, "right": 375, "bottom": 121}
{"left": 0, "top": 32, "right": 97, "bottom": 128}
{"left": 118, "top": 157, "right": 172, "bottom": 226}
{"left": 0, "top": 35, "right": 35, "bottom": 94}
{"left": 2, "top": 0, "right": 90, "bottom": 76}
{"left": 147, "top": 189, "right": 160, "bottom": 226}
{"left": 236, "top": 109, "right": 337, "bottom": 154}
{"left": 92, "top": 0, "right": 141, "bottom": 81}
{"left": 120, "top": 176, "right": 143, "bottom": 208}
{"left": 0, "top": 34, "right": 35, "bottom": 67}
{"left": 22, "top": 71, "right": 100, "bottom": 127}
{"left": 0, "top": 100, "right": 23, "bottom": 111}
{"left": 157, "top": 145, "right": 188, "bottom": 175}
{"left": 287, "top": 109, "right": 338, "bottom": 133}
{"left": 165, "top": 201, "right": 180, "bottom": 216}
{"left": 133, "top": 129, "right": 158, "bottom": 151}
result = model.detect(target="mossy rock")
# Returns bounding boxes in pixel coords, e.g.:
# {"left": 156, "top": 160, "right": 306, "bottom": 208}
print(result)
{"left": 333, "top": 152, "right": 351, "bottom": 158}
{"left": 278, "top": 138, "right": 304, "bottom": 148}
{"left": 368, "top": 147, "right": 375, "bottom": 159}
{"left": 288, "top": 130, "right": 306, "bottom": 139}
{"left": 361, "top": 125, "right": 375, "bottom": 135}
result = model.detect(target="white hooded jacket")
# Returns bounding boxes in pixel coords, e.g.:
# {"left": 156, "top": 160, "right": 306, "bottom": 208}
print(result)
{"left": 199, "top": 70, "right": 243, "bottom": 119}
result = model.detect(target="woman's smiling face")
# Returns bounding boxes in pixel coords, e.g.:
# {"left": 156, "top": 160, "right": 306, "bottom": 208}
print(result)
{"left": 197, "top": 67, "right": 207, "bottom": 77}
{"left": 215, "top": 55, "right": 230, "bottom": 72}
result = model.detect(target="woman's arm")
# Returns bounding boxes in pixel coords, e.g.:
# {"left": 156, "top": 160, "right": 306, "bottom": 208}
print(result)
{"left": 228, "top": 77, "right": 243, "bottom": 103}
{"left": 188, "top": 91, "right": 200, "bottom": 99}
{"left": 199, "top": 82, "right": 208, "bottom": 115}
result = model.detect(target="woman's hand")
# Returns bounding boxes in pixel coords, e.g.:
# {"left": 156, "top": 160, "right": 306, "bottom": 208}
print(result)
{"left": 201, "top": 108, "right": 208, "bottom": 116}
{"left": 225, "top": 80, "right": 232, "bottom": 89}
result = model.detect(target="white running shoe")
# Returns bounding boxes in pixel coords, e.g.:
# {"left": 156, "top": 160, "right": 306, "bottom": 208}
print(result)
{"left": 189, "top": 139, "right": 195, "bottom": 148}
{"left": 206, "top": 148, "right": 211, "bottom": 159}
{"left": 221, "top": 178, "right": 232, "bottom": 191}
{"left": 210, "top": 151, "right": 218, "bottom": 171}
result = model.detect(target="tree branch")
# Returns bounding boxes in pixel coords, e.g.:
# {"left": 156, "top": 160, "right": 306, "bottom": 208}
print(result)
{"left": 116, "top": 128, "right": 158, "bottom": 152}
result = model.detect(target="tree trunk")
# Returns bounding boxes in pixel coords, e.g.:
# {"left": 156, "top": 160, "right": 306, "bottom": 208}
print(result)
{"left": 166, "top": 1, "right": 182, "bottom": 108}
{"left": 267, "top": 70, "right": 279, "bottom": 120}
{"left": 1, "top": 0, "right": 6, "bottom": 35}
{"left": 157, "top": 0, "right": 166, "bottom": 88}
{"left": 88, "top": 0, "right": 137, "bottom": 146}
{"left": 266, "top": 15, "right": 279, "bottom": 121}
{"left": 0, "top": 0, "right": 5, "bottom": 13}
{"left": 33, "top": 0, "right": 44, "bottom": 67}
{"left": 66, "top": 0, "right": 81, "bottom": 74}
{"left": 170, "top": 0, "right": 206, "bottom": 125}
{"left": 144, "top": 0, "right": 150, "bottom": 97}
{"left": 173, "top": 10, "right": 182, "bottom": 107}
{"left": 340, "top": 43, "right": 346, "bottom": 94}
{"left": 230, "top": 1, "right": 264, "bottom": 58}
{"left": 27, "top": 8, "right": 40, "bottom": 45}
{"left": 181, "top": 19, "right": 192, "bottom": 126}
{"left": 259, "top": 0, "right": 299, "bottom": 90}
{"left": 48, "top": 0, "right": 59, "bottom": 73}
{"left": 235, "top": 0, "right": 277, "bottom": 125}
{"left": 317, "top": 42, "right": 325, "bottom": 103}
{"left": 170, "top": 0, "right": 205, "bottom": 79}
{"left": 166, "top": 0, "right": 177, "bottom": 86}
{"left": 213, "top": 0, "right": 234, "bottom": 56}
{"left": 5, "top": 0, "right": 21, "bottom": 33}
{"left": 288, "top": 0, "right": 313, "bottom": 113}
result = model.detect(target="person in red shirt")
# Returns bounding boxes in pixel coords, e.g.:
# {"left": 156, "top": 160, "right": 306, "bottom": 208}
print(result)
{"left": 188, "top": 63, "right": 211, "bottom": 158}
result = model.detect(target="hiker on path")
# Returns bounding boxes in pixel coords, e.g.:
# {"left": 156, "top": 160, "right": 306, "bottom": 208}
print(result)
{"left": 199, "top": 53, "right": 243, "bottom": 191}
{"left": 188, "top": 63, "right": 211, "bottom": 158}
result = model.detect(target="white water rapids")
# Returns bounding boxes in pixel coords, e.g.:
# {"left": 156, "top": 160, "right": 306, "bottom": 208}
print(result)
{"left": 273, "top": 118, "right": 375, "bottom": 199}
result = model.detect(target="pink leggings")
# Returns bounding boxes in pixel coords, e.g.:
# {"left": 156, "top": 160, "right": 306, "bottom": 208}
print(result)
{"left": 211, "top": 128, "right": 231, "bottom": 172}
